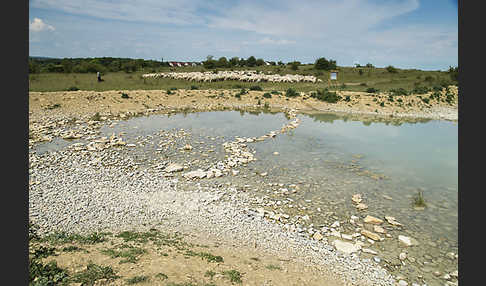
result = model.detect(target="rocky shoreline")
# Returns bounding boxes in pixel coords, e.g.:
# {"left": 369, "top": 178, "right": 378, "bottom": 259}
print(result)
{"left": 29, "top": 89, "right": 458, "bottom": 286}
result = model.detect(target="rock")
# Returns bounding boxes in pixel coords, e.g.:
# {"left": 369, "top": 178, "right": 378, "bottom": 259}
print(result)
{"left": 361, "top": 229, "right": 381, "bottom": 241}
{"left": 373, "top": 257, "right": 381, "bottom": 263}
{"left": 184, "top": 169, "right": 207, "bottom": 179}
{"left": 374, "top": 225, "right": 386, "bottom": 233}
{"left": 333, "top": 240, "right": 359, "bottom": 254}
{"left": 399, "top": 252, "right": 407, "bottom": 261}
{"left": 313, "top": 232, "right": 324, "bottom": 241}
{"left": 165, "top": 163, "right": 184, "bottom": 173}
{"left": 260, "top": 172, "right": 268, "bottom": 177}
{"left": 450, "top": 270, "right": 458, "bottom": 278}
{"left": 232, "top": 170, "right": 239, "bottom": 176}
{"left": 364, "top": 215, "right": 383, "bottom": 224}
{"left": 183, "top": 144, "right": 193, "bottom": 150}
{"left": 446, "top": 252, "right": 456, "bottom": 260}
{"left": 398, "top": 235, "right": 419, "bottom": 247}
{"left": 331, "top": 221, "right": 340, "bottom": 228}
{"left": 397, "top": 280, "right": 408, "bottom": 286}
{"left": 352, "top": 194, "right": 362, "bottom": 204}
{"left": 341, "top": 234, "right": 353, "bottom": 241}
{"left": 442, "top": 274, "right": 451, "bottom": 280}
{"left": 356, "top": 203, "right": 368, "bottom": 211}
{"left": 385, "top": 216, "right": 402, "bottom": 226}
{"left": 362, "top": 248, "right": 378, "bottom": 255}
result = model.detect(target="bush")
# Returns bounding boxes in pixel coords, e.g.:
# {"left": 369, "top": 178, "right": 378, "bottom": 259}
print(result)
{"left": 412, "top": 86, "right": 430, "bottom": 95}
{"left": 121, "top": 93, "right": 129, "bottom": 99}
{"left": 421, "top": 97, "right": 430, "bottom": 104}
{"left": 386, "top": 65, "right": 398, "bottom": 73}
{"left": 310, "top": 89, "right": 341, "bottom": 103}
{"left": 389, "top": 88, "right": 409, "bottom": 96}
{"left": 66, "top": 86, "right": 79, "bottom": 91}
{"left": 263, "top": 92, "right": 272, "bottom": 98}
{"left": 285, "top": 88, "right": 299, "bottom": 97}
{"left": 289, "top": 61, "right": 300, "bottom": 71}
{"left": 380, "top": 102, "right": 385, "bottom": 107}
{"left": 366, "top": 87, "right": 379, "bottom": 93}
{"left": 190, "top": 85, "right": 199, "bottom": 90}
{"left": 249, "top": 85, "right": 263, "bottom": 91}
{"left": 344, "top": 96, "right": 351, "bottom": 102}
{"left": 270, "top": 90, "right": 281, "bottom": 95}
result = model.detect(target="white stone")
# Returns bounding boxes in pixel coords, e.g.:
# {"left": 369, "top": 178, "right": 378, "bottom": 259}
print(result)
{"left": 165, "top": 163, "right": 184, "bottom": 173}
{"left": 398, "top": 280, "right": 408, "bottom": 286}
{"left": 399, "top": 252, "right": 407, "bottom": 261}
{"left": 398, "top": 235, "right": 418, "bottom": 247}
{"left": 362, "top": 248, "right": 378, "bottom": 255}
{"left": 333, "top": 240, "right": 359, "bottom": 254}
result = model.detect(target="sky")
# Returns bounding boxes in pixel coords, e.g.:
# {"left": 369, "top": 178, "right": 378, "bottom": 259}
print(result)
{"left": 29, "top": 0, "right": 458, "bottom": 70}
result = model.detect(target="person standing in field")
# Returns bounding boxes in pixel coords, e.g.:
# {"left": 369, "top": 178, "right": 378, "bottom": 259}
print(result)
{"left": 97, "top": 71, "right": 102, "bottom": 82}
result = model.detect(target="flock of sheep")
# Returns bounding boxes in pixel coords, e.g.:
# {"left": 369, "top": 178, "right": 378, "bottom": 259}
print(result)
{"left": 142, "top": 70, "right": 322, "bottom": 83}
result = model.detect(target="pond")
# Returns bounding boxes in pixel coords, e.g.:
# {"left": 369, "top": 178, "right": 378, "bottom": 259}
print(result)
{"left": 33, "top": 109, "right": 458, "bottom": 284}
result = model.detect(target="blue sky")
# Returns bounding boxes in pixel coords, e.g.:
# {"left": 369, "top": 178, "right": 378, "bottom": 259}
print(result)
{"left": 29, "top": 0, "right": 458, "bottom": 70}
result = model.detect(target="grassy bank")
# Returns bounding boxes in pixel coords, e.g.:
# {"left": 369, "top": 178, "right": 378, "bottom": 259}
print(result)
{"left": 28, "top": 65, "right": 456, "bottom": 93}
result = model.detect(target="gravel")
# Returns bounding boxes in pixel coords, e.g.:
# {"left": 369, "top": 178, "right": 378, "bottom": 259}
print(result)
{"left": 29, "top": 140, "right": 397, "bottom": 286}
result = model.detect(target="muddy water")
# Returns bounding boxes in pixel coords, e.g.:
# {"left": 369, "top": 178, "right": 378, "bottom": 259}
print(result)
{"left": 33, "top": 110, "right": 458, "bottom": 285}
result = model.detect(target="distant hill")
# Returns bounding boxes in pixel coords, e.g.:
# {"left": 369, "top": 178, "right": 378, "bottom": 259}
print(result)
{"left": 29, "top": 56, "right": 59, "bottom": 60}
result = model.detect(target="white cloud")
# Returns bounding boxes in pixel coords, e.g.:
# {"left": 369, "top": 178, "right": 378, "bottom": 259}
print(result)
{"left": 258, "top": 37, "right": 295, "bottom": 45}
{"left": 29, "top": 18, "right": 55, "bottom": 32}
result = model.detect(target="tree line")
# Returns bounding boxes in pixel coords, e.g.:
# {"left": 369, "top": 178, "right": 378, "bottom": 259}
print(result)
{"left": 28, "top": 56, "right": 339, "bottom": 73}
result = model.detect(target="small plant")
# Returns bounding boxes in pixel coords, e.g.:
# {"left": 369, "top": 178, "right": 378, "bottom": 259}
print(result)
{"left": 285, "top": 88, "right": 299, "bottom": 98}
{"left": 155, "top": 273, "right": 169, "bottom": 280}
{"left": 366, "top": 87, "right": 379, "bottom": 93}
{"left": 29, "top": 259, "right": 69, "bottom": 285}
{"left": 249, "top": 85, "right": 263, "bottom": 91}
{"left": 126, "top": 275, "right": 149, "bottom": 284}
{"left": 262, "top": 92, "right": 272, "bottom": 98}
{"left": 344, "top": 95, "right": 351, "bottom": 102}
{"left": 222, "top": 270, "right": 242, "bottom": 283}
{"left": 101, "top": 246, "right": 146, "bottom": 264}
{"left": 380, "top": 102, "right": 385, "bottom": 107}
{"left": 185, "top": 250, "right": 223, "bottom": 263}
{"left": 205, "top": 270, "right": 216, "bottom": 279}
{"left": 310, "top": 89, "right": 341, "bottom": 103}
{"left": 265, "top": 264, "right": 282, "bottom": 271}
{"left": 121, "top": 93, "right": 129, "bottom": 99}
{"left": 412, "top": 191, "right": 427, "bottom": 208}
{"left": 167, "top": 90, "right": 174, "bottom": 95}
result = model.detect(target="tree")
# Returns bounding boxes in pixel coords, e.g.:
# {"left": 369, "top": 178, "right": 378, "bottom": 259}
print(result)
{"left": 289, "top": 61, "right": 300, "bottom": 71}
{"left": 314, "top": 57, "right": 337, "bottom": 70}
{"left": 217, "top": 57, "right": 228, "bottom": 68}
{"left": 247, "top": 56, "right": 257, "bottom": 67}
{"left": 448, "top": 66, "right": 458, "bottom": 82}
{"left": 256, "top": 58, "right": 265, "bottom": 66}
{"left": 386, "top": 65, "right": 398, "bottom": 73}
{"left": 229, "top": 57, "right": 239, "bottom": 67}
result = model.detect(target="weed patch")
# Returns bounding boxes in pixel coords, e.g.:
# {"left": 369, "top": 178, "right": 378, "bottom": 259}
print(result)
{"left": 222, "top": 270, "right": 242, "bottom": 283}
{"left": 185, "top": 250, "right": 223, "bottom": 263}
{"left": 126, "top": 275, "right": 149, "bottom": 284}
{"left": 71, "top": 263, "right": 119, "bottom": 285}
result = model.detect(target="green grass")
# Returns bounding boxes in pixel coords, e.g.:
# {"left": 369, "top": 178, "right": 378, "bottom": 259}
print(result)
{"left": 116, "top": 230, "right": 159, "bottom": 243}
{"left": 413, "top": 191, "right": 427, "bottom": 208}
{"left": 29, "top": 66, "right": 456, "bottom": 93}
{"left": 265, "top": 264, "right": 282, "bottom": 271}
{"left": 204, "top": 270, "right": 216, "bottom": 279}
{"left": 222, "top": 270, "right": 242, "bottom": 283}
{"left": 70, "top": 263, "right": 119, "bottom": 285}
{"left": 126, "top": 275, "right": 149, "bottom": 284}
{"left": 184, "top": 250, "right": 224, "bottom": 263}
{"left": 38, "top": 231, "right": 107, "bottom": 245}
{"left": 29, "top": 259, "right": 69, "bottom": 285}
{"left": 101, "top": 245, "right": 146, "bottom": 264}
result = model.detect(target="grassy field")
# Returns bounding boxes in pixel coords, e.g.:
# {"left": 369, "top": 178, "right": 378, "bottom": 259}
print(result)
{"left": 29, "top": 64, "right": 456, "bottom": 93}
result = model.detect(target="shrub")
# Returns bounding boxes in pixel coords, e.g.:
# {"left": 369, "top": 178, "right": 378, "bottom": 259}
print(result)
{"left": 310, "top": 89, "right": 341, "bottom": 103}
{"left": 66, "top": 86, "right": 79, "bottom": 91}
{"left": 263, "top": 92, "right": 272, "bottom": 98}
{"left": 386, "top": 65, "right": 398, "bottom": 73}
{"left": 380, "top": 102, "right": 385, "bottom": 107}
{"left": 270, "top": 90, "right": 281, "bottom": 95}
{"left": 250, "top": 85, "right": 263, "bottom": 91}
{"left": 121, "top": 93, "right": 129, "bottom": 99}
{"left": 285, "top": 88, "right": 299, "bottom": 97}
{"left": 344, "top": 96, "right": 351, "bottom": 102}
{"left": 190, "top": 85, "right": 199, "bottom": 90}
{"left": 412, "top": 86, "right": 430, "bottom": 94}
{"left": 366, "top": 87, "right": 379, "bottom": 93}
{"left": 421, "top": 97, "right": 430, "bottom": 104}
{"left": 389, "top": 88, "right": 409, "bottom": 96}
{"left": 289, "top": 61, "right": 299, "bottom": 71}
{"left": 166, "top": 90, "right": 174, "bottom": 95}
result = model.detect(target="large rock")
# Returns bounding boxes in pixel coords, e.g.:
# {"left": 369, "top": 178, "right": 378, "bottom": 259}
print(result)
{"left": 361, "top": 230, "right": 382, "bottom": 241}
{"left": 333, "top": 240, "right": 359, "bottom": 254}
{"left": 184, "top": 169, "right": 207, "bottom": 179}
{"left": 364, "top": 215, "right": 383, "bottom": 225}
{"left": 165, "top": 163, "right": 184, "bottom": 173}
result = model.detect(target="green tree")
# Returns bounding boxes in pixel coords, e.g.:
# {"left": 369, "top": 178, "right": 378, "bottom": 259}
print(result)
{"left": 315, "top": 57, "right": 337, "bottom": 70}
{"left": 217, "top": 57, "right": 229, "bottom": 68}
{"left": 256, "top": 58, "right": 265, "bottom": 66}
{"left": 229, "top": 57, "right": 239, "bottom": 67}
{"left": 247, "top": 56, "right": 257, "bottom": 67}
